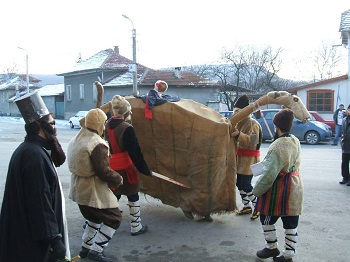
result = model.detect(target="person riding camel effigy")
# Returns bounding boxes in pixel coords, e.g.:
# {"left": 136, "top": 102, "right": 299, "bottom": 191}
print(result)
{"left": 142, "top": 80, "right": 180, "bottom": 119}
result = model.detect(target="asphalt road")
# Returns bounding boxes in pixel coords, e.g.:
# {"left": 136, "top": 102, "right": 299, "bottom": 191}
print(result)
{"left": 0, "top": 117, "right": 349, "bottom": 262}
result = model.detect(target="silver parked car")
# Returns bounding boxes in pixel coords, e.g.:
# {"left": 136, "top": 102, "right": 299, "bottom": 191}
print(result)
{"left": 252, "top": 109, "right": 332, "bottom": 145}
{"left": 68, "top": 111, "right": 89, "bottom": 129}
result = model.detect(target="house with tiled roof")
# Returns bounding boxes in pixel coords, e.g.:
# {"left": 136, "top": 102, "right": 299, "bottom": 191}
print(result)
{"left": 57, "top": 46, "right": 220, "bottom": 119}
{"left": 288, "top": 9, "right": 350, "bottom": 120}
{"left": 0, "top": 74, "right": 41, "bottom": 116}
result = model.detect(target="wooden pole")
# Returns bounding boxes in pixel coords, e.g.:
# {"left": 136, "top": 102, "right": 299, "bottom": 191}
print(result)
{"left": 152, "top": 172, "right": 191, "bottom": 189}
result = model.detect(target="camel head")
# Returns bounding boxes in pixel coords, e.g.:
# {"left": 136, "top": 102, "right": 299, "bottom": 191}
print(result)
{"left": 256, "top": 91, "right": 310, "bottom": 122}
{"left": 229, "top": 91, "right": 310, "bottom": 129}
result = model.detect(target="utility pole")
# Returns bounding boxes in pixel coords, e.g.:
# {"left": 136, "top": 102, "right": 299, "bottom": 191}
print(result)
{"left": 122, "top": 14, "right": 138, "bottom": 96}
{"left": 18, "top": 47, "right": 29, "bottom": 94}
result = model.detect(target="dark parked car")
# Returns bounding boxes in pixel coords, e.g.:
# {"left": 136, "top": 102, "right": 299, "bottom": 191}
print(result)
{"left": 252, "top": 109, "right": 332, "bottom": 145}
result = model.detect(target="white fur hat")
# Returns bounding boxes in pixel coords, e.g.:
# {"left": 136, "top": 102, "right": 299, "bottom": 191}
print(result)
{"left": 111, "top": 95, "right": 131, "bottom": 118}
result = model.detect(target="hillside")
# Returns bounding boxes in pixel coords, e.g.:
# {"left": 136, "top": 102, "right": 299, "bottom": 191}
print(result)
{"left": 32, "top": 74, "right": 63, "bottom": 86}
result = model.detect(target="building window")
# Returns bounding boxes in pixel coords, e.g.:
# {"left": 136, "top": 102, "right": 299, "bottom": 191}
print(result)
{"left": 66, "top": 85, "right": 71, "bottom": 101}
{"left": 307, "top": 89, "right": 334, "bottom": 112}
{"left": 93, "top": 83, "right": 97, "bottom": 102}
{"left": 80, "top": 84, "right": 84, "bottom": 100}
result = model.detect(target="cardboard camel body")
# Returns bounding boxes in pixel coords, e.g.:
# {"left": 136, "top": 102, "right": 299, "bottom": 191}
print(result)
{"left": 84, "top": 83, "right": 310, "bottom": 218}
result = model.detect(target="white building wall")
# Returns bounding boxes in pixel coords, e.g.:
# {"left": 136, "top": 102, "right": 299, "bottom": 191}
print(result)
{"left": 296, "top": 78, "right": 350, "bottom": 119}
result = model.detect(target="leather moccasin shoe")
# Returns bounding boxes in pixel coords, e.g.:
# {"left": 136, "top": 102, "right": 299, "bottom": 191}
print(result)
{"left": 273, "top": 255, "right": 293, "bottom": 262}
{"left": 131, "top": 225, "right": 148, "bottom": 236}
{"left": 79, "top": 246, "right": 90, "bottom": 258}
{"left": 87, "top": 250, "right": 112, "bottom": 262}
{"left": 257, "top": 248, "right": 280, "bottom": 259}
{"left": 237, "top": 206, "right": 252, "bottom": 215}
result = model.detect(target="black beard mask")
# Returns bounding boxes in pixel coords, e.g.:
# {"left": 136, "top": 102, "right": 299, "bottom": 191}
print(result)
{"left": 41, "top": 122, "right": 66, "bottom": 167}
{"left": 41, "top": 121, "right": 56, "bottom": 139}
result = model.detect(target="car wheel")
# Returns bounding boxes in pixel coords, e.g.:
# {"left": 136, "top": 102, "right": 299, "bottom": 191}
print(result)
{"left": 70, "top": 122, "right": 74, "bottom": 129}
{"left": 305, "top": 131, "right": 320, "bottom": 145}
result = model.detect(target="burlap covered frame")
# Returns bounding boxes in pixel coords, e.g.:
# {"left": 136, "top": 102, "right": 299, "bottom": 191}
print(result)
{"left": 126, "top": 97, "right": 237, "bottom": 217}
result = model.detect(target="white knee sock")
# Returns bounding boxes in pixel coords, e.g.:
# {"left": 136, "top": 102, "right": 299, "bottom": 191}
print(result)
{"left": 240, "top": 190, "right": 251, "bottom": 207}
{"left": 284, "top": 228, "right": 298, "bottom": 258}
{"left": 247, "top": 191, "right": 258, "bottom": 207}
{"left": 262, "top": 224, "right": 278, "bottom": 249}
{"left": 129, "top": 201, "right": 143, "bottom": 233}
{"left": 82, "top": 221, "right": 101, "bottom": 249}
{"left": 90, "top": 224, "right": 116, "bottom": 253}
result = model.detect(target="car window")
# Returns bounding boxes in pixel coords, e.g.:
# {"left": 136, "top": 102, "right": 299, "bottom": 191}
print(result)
{"left": 264, "top": 111, "right": 276, "bottom": 120}
{"left": 219, "top": 111, "right": 233, "bottom": 117}
{"left": 309, "top": 114, "right": 316, "bottom": 121}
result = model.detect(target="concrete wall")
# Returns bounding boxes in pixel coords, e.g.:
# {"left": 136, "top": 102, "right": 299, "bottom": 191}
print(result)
{"left": 0, "top": 90, "right": 12, "bottom": 116}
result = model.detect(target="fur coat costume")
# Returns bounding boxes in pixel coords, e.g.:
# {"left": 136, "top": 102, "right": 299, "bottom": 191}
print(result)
{"left": 235, "top": 114, "right": 263, "bottom": 175}
{"left": 68, "top": 128, "right": 121, "bottom": 209}
{"left": 253, "top": 134, "right": 304, "bottom": 216}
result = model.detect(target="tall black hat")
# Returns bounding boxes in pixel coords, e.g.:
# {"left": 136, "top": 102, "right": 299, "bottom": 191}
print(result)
{"left": 234, "top": 95, "right": 249, "bottom": 109}
{"left": 14, "top": 91, "right": 50, "bottom": 124}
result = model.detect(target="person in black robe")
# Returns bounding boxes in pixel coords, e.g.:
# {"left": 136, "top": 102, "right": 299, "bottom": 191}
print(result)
{"left": 0, "top": 91, "right": 68, "bottom": 262}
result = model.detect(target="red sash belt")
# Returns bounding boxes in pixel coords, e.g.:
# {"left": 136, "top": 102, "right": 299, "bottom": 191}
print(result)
{"left": 144, "top": 95, "right": 153, "bottom": 119}
{"left": 107, "top": 127, "right": 139, "bottom": 184}
{"left": 279, "top": 171, "right": 299, "bottom": 177}
{"left": 110, "top": 152, "right": 133, "bottom": 170}
{"left": 237, "top": 147, "right": 260, "bottom": 157}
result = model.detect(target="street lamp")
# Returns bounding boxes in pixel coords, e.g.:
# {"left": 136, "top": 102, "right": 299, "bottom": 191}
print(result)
{"left": 122, "top": 14, "right": 138, "bottom": 96}
{"left": 18, "top": 47, "right": 29, "bottom": 94}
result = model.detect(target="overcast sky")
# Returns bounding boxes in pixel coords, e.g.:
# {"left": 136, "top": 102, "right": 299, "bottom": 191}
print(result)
{"left": 1, "top": 0, "right": 348, "bottom": 80}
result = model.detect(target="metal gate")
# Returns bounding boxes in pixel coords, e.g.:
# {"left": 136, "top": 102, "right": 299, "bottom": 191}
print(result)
{"left": 55, "top": 102, "right": 65, "bottom": 119}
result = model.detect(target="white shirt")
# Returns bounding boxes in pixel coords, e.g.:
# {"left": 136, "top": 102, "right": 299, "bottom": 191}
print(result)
{"left": 337, "top": 110, "right": 344, "bottom": 125}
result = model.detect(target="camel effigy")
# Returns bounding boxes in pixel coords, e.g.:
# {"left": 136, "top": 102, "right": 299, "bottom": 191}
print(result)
{"left": 84, "top": 83, "right": 310, "bottom": 219}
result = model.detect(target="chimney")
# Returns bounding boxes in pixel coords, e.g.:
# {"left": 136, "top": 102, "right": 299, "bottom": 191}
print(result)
{"left": 114, "top": 46, "right": 119, "bottom": 55}
{"left": 174, "top": 67, "right": 182, "bottom": 78}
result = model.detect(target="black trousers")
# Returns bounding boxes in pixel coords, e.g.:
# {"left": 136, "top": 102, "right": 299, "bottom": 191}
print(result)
{"left": 260, "top": 214, "right": 299, "bottom": 229}
{"left": 341, "top": 153, "right": 350, "bottom": 180}
{"left": 236, "top": 173, "right": 253, "bottom": 192}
